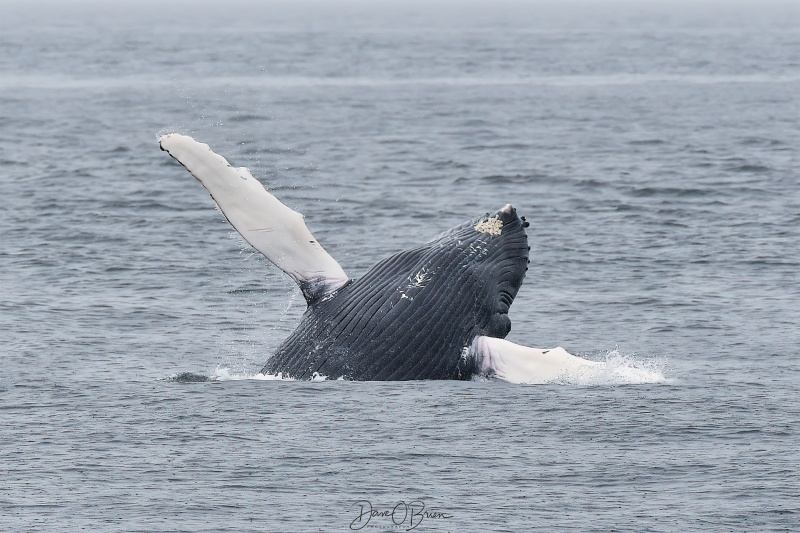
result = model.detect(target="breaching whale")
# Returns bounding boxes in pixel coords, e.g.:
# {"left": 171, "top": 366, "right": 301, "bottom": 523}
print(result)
{"left": 159, "top": 134, "right": 600, "bottom": 383}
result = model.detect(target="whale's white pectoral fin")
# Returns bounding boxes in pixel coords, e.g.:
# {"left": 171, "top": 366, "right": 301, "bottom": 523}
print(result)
{"left": 159, "top": 134, "right": 349, "bottom": 301}
{"left": 471, "top": 336, "right": 602, "bottom": 384}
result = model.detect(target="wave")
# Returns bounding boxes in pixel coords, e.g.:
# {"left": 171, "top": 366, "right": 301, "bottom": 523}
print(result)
{"left": 4, "top": 73, "right": 799, "bottom": 91}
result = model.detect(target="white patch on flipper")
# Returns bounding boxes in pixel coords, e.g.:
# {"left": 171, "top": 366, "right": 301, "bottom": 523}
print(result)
{"left": 474, "top": 215, "right": 503, "bottom": 235}
{"left": 471, "top": 336, "right": 604, "bottom": 384}
{"left": 160, "top": 134, "right": 348, "bottom": 298}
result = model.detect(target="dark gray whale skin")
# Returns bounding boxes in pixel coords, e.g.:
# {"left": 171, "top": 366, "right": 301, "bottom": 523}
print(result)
{"left": 262, "top": 206, "right": 530, "bottom": 380}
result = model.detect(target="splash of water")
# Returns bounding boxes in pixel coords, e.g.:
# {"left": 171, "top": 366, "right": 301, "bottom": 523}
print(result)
{"left": 175, "top": 349, "right": 666, "bottom": 384}
{"left": 550, "top": 349, "right": 667, "bottom": 385}
{"left": 211, "top": 366, "right": 294, "bottom": 381}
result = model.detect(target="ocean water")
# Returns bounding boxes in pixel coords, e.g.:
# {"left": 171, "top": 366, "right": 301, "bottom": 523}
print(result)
{"left": 1, "top": 0, "right": 798, "bottom": 531}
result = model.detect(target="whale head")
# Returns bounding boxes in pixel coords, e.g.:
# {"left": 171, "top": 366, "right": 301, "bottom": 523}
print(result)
{"left": 265, "top": 204, "right": 531, "bottom": 380}
{"left": 426, "top": 204, "right": 530, "bottom": 338}
{"left": 410, "top": 204, "right": 530, "bottom": 338}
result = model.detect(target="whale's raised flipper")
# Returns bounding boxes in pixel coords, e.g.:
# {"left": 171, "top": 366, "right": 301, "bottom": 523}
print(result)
{"left": 159, "top": 133, "right": 349, "bottom": 302}
{"left": 471, "top": 336, "right": 602, "bottom": 384}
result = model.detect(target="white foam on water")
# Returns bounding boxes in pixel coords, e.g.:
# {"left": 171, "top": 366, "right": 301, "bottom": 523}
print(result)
{"left": 549, "top": 349, "right": 668, "bottom": 386}
{"left": 209, "top": 367, "right": 346, "bottom": 382}
{"left": 202, "top": 350, "right": 666, "bottom": 385}
{"left": 210, "top": 367, "right": 295, "bottom": 381}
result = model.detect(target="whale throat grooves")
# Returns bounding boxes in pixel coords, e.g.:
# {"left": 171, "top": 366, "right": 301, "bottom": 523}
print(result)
{"left": 263, "top": 211, "right": 529, "bottom": 380}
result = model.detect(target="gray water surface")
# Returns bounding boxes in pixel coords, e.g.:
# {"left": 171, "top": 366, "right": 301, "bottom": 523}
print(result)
{"left": 1, "top": 1, "right": 799, "bottom": 531}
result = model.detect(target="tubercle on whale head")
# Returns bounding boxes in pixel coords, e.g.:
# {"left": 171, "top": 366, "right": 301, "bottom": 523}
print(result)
{"left": 474, "top": 204, "right": 529, "bottom": 237}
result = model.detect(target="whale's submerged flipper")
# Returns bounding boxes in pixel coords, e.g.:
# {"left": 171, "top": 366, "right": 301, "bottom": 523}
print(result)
{"left": 159, "top": 134, "right": 349, "bottom": 302}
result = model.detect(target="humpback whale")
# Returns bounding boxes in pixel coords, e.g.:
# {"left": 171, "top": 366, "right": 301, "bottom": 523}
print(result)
{"left": 160, "top": 134, "right": 600, "bottom": 383}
